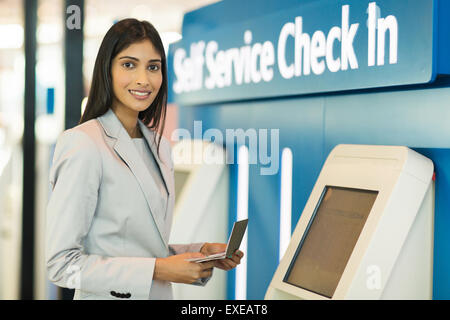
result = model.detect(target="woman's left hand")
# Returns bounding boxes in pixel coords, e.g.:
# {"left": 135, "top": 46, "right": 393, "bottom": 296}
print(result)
{"left": 200, "top": 243, "right": 244, "bottom": 271}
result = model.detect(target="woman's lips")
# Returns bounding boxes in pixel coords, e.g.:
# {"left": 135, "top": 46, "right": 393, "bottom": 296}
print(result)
{"left": 129, "top": 89, "right": 151, "bottom": 100}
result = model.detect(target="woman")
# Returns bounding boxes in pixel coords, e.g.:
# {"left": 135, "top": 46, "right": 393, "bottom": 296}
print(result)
{"left": 46, "top": 18, "right": 242, "bottom": 300}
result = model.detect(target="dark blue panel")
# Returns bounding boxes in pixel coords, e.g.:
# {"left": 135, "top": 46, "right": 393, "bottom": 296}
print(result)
{"left": 323, "top": 87, "right": 450, "bottom": 151}
{"left": 181, "top": 0, "right": 314, "bottom": 38}
{"left": 177, "top": 97, "right": 324, "bottom": 299}
{"left": 246, "top": 165, "right": 280, "bottom": 299}
{"left": 170, "top": 0, "right": 438, "bottom": 105}
{"left": 438, "top": 0, "right": 450, "bottom": 74}
{"left": 414, "top": 148, "right": 450, "bottom": 300}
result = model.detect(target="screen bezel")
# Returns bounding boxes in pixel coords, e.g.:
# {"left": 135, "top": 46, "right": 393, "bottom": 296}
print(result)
{"left": 282, "top": 185, "right": 379, "bottom": 298}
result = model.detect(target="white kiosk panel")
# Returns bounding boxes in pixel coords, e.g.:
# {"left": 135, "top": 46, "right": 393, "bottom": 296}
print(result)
{"left": 169, "top": 139, "right": 229, "bottom": 299}
{"left": 266, "top": 144, "right": 434, "bottom": 300}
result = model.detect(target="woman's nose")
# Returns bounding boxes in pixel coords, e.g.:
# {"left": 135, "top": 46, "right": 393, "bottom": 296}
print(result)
{"left": 135, "top": 69, "right": 149, "bottom": 87}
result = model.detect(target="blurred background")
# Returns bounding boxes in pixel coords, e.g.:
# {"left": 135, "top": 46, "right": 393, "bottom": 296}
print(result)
{"left": 0, "top": 0, "right": 220, "bottom": 300}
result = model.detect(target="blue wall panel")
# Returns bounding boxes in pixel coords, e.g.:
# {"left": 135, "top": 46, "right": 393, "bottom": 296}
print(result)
{"left": 178, "top": 86, "right": 450, "bottom": 299}
{"left": 323, "top": 87, "right": 450, "bottom": 151}
{"left": 178, "top": 98, "right": 325, "bottom": 299}
{"left": 173, "top": 0, "right": 450, "bottom": 300}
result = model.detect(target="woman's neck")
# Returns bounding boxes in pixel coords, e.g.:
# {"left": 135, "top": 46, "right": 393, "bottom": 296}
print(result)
{"left": 111, "top": 105, "right": 143, "bottom": 138}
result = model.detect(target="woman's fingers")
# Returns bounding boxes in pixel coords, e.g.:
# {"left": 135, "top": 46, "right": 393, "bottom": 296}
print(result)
{"left": 199, "top": 261, "right": 215, "bottom": 270}
{"left": 214, "top": 255, "right": 240, "bottom": 270}
{"left": 187, "top": 251, "right": 206, "bottom": 260}
{"left": 200, "top": 268, "right": 213, "bottom": 278}
{"left": 224, "top": 260, "right": 237, "bottom": 270}
{"left": 197, "top": 261, "right": 214, "bottom": 279}
{"left": 227, "top": 250, "right": 243, "bottom": 265}
{"left": 192, "top": 249, "right": 245, "bottom": 274}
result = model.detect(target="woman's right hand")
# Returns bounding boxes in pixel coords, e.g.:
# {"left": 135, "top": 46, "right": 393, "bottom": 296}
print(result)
{"left": 153, "top": 252, "right": 215, "bottom": 284}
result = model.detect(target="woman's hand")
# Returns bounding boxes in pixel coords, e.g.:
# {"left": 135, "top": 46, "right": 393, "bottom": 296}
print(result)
{"left": 153, "top": 252, "right": 214, "bottom": 284}
{"left": 200, "top": 243, "right": 244, "bottom": 271}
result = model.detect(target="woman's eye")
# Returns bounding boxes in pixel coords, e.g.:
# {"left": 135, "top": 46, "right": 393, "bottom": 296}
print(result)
{"left": 148, "top": 64, "right": 160, "bottom": 71}
{"left": 122, "top": 62, "right": 135, "bottom": 69}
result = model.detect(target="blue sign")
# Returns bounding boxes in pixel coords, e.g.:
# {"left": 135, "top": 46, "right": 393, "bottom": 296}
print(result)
{"left": 168, "top": 0, "right": 443, "bottom": 105}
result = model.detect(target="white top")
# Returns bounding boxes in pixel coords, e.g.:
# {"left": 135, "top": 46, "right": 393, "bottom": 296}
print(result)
{"left": 132, "top": 137, "right": 168, "bottom": 212}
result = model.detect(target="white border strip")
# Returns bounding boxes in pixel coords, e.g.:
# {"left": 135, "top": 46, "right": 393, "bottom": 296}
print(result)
{"left": 236, "top": 145, "right": 249, "bottom": 300}
{"left": 279, "top": 148, "right": 293, "bottom": 261}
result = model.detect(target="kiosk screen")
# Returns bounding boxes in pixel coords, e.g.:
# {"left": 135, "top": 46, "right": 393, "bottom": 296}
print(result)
{"left": 284, "top": 186, "right": 378, "bottom": 298}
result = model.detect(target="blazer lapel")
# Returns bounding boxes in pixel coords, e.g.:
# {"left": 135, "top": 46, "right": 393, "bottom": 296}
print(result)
{"left": 137, "top": 120, "right": 172, "bottom": 198}
{"left": 97, "top": 109, "right": 168, "bottom": 248}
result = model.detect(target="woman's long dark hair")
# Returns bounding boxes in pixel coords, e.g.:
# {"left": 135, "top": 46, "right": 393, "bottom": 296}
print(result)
{"left": 80, "top": 18, "right": 168, "bottom": 155}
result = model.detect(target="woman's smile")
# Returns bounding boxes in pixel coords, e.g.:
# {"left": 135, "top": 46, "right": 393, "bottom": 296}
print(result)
{"left": 128, "top": 89, "right": 152, "bottom": 100}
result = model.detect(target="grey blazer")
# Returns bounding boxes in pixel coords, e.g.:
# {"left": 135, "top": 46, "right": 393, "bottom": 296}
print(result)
{"left": 46, "top": 108, "right": 207, "bottom": 300}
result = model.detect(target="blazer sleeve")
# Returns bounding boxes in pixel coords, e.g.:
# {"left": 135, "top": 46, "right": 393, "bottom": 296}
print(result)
{"left": 46, "top": 129, "right": 155, "bottom": 299}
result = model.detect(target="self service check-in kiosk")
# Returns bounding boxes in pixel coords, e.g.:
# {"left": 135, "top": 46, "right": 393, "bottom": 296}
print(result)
{"left": 169, "top": 139, "right": 229, "bottom": 299}
{"left": 266, "top": 144, "right": 434, "bottom": 300}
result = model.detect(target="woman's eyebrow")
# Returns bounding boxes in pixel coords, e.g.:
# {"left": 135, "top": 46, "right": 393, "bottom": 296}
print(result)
{"left": 119, "top": 56, "right": 139, "bottom": 61}
{"left": 118, "top": 56, "right": 161, "bottom": 63}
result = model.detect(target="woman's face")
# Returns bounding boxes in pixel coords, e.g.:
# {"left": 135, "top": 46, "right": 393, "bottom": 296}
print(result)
{"left": 110, "top": 39, "right": 163, "bottom": 114}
